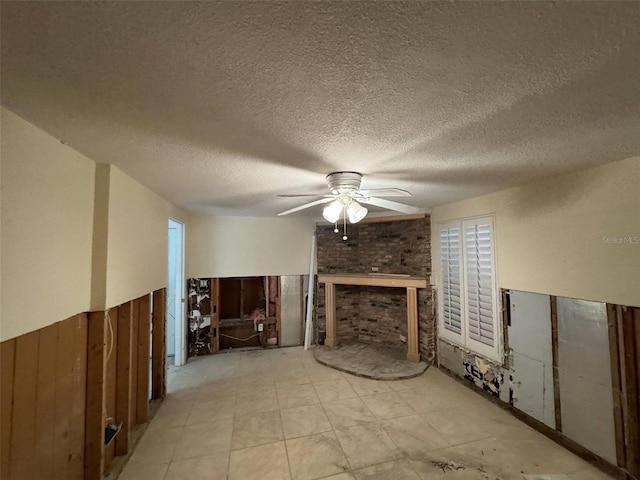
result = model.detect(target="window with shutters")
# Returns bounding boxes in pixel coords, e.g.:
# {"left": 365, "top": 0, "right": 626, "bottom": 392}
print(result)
{"left": 438, "top": 216, "right": 500, "bottom": 361}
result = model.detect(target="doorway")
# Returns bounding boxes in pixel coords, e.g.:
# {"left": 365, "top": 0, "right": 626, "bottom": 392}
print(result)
{"left": 167, "top": 218, "right": 186, "bottom": 366}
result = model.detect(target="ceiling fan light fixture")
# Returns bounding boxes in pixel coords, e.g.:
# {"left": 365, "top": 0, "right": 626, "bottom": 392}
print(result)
{"left": 347, "top": 201, "right": 368, "bottom": 223}
{"left": 322, "top": 200, "right": 342, "bottom": 223}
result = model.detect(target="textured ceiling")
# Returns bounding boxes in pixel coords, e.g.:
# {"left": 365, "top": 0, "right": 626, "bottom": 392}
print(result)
{"left": 2, "top": 1, "right": 639, "bottom": 216}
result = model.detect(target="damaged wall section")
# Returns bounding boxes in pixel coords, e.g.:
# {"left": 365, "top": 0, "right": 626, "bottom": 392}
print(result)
{"left": 438, "top": 289, "right": 621, "bottom": 470}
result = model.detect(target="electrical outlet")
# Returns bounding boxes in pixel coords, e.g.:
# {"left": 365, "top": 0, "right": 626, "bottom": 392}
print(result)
{"left": 399, "top": 334, "right": 407, "bottom": 343}
{"left": 257, "top": 323, "right": 264, "bottom": 332}
{"left": 371, "top": 266, "right": 379, "bottom": 272}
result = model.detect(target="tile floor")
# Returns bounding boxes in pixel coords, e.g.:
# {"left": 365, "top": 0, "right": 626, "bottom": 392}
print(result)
{"left": 118, "top": 346, "right": 614, "bottom": 480}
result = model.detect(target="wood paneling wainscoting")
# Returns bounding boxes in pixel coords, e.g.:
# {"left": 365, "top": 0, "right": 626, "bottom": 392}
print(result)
{"left": 0, "top": 314, "right": 88, "bottom": 480}
{"left": 0, "top": 288, "right": 167, "bottom": 480}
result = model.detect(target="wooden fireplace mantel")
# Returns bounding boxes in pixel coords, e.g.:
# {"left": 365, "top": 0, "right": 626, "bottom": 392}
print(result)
{"left": 317, "top": 273, "right": 427, "bottom": 363}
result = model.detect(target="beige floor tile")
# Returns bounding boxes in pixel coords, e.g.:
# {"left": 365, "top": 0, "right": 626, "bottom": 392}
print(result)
{"left": 306, "top": 364, "right": 347, "bottom": 383}
{"left": 313, "top": 378, "right": 358, "bottom": 403}
{"left": 164, "top": 451, "right": 229, "bottom": 480}
{"left": 566, "top": 467, "right": 614, "bottom": 480}
{"left": 228, "top": 441, "right": 291, "bottom": 480}
{"left": 146, "top": 408, "right": 190, "bottom": 432}
{"left": 317, "top": 474, "right": 356, "bottom": 480}
{"left": 345, "top": 376, "right": 392, "bottom": 396}
{"left": 434, "top": 436, "right": 587, "bottom": 479}
{"left": 126, "top": 426, "right": 182, "bottom": 469}
{"left": 186, "top": 395, "right": 236, "bottom": 424}
{"left": 386, "top": 375, "right": 429, "bottom": 391}
{"left": 197, "top": 380, "right": 236, "bottom": 399}
{"left": 360, "top": 391, "right": 415, "bottom": 420}
{"left": 335, "top": 423, "right": 400, "bottom": 469}
{"left": 397, "top": 387, "right": 464, "bottom": 414}
{"left": 173, "top": 418, "right": 233, "bottom": 460}
{"left": 232, "top": 412, "right": 284, "bottom": 449}
{"left": 322, "top": 396, "right": 377, "bottom": 429}
{"left": 275, "top": 371, "right": 311, "bottom": 387}
{"left": 421, "top": 407, "right": 499, "bottom": 445}
{"left": 235, "top": 386, "right": 279, "bottom": 416}
{"left": 137, "top": 424, "right": 184, "bottom": 447}
{"left": 236, "top": 374, "right": 275, "bottom": 393}
{"left": 277, "top": 383, "right": 320, "bottom": 409}
{"left": 354, "top": 460, "right": 421, "bottom": 480}
{"left": 281, "top": 403, "right": 332, "bottom": 438}
{"left": 118, "top": 463, "right": 169, "bottom": 480}
{"left": 380, "top": 414, "right": 450, "bottom": 455}
{"left": 154, "top": 348, "right": 615, "bottom": 480}
{"left": 286, "top": 431, "right": 350, "bottom": 480}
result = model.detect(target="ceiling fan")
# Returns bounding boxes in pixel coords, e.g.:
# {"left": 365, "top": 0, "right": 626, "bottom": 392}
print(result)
{"left": 277, "top": 172, "right": 419, "bottom": 239}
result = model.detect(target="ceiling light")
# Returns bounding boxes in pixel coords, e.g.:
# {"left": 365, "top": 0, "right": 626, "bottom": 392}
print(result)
{"left": 347, "top": 201, "right": 368, "bottom": 223}
{"left": 322, "top": 200, "right": 342, "bottom": 223}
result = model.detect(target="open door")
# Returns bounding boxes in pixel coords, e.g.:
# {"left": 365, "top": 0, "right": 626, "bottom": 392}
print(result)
{"left": 167, "top": 219, "right": 186, "bottom": 366}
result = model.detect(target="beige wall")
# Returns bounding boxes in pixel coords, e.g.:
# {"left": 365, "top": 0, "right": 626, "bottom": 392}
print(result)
{"left": 1, "top": 108, "right": 95, "bottom": 341}
{"left": 432, "top": 156, "right": 640, "bottom": 307}
{"left": 187, "top": 215, "right": 315, "bottom": 278}
{"left": 101, "top": 165, "right": 189, "bottom": 310}
{"left": 1, "top": 108, "right": 190, "bottom": 337}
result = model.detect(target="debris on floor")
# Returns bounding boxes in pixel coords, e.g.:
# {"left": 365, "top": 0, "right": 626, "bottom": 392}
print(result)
{"left": 522, "top": 475, "right": 571, "bottom": 480}
{"left": 430, "top": 460, "right": 466, "bottom": 472}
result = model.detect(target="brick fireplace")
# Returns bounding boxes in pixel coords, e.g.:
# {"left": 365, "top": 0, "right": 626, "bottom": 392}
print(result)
{"left": 315, "top": 215, "right": 435, "bottom": 363}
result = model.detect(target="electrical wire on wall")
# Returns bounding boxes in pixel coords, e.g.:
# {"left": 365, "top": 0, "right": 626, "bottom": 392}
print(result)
{"left": 105, "top": 308, "right": 114, "bottom": 362}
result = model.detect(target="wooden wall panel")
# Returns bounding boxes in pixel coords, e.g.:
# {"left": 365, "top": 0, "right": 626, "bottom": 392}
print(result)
{"left": 152, "top": 289, "right": 166, "bottom": 400}
{"left": 607, "top": 304, "right": 625, "bottom": 468}
{"left": 34, "top": 324, "right": 58, "bottom": 479}
{"left": 10, "top": 332, "right": 39, "bottom": 480}
{"left": 104, "top": 307, "right": 119, "bottom": 470}
{"left": 54, "top": 319, "right": 75, "bottom": 479}
{"left": 85, "top": 311, "right": 108, "bottom": 480}
{"left": 115, "top": 302, "right": 133, "bottom": 456}
{"left": 621, "top": 306, "right": 639, "bottom": 477}
{"left": 0, "top": 339, "right": 16, "bottom": 480}
{"left": 136, "top": 294, "right": 151, "bottom": 424}
{"left": 69, "top": 314, "right": 88, "bottom": 478}
{"left": 129, "top": 298, "right": 140, "bottom": 427}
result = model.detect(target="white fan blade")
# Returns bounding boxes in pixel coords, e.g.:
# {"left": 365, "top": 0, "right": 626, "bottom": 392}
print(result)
{"left": 356, "top": 188, "right": 411, "bottom": 197}
{"left": 277, "top": 194, "right": 333, "bottom": 198}
{"left": 277, "top": 197, "right": 334, "bottom": 216}
{"left": 359, "top": 196, "right": 420, "bottom": 214}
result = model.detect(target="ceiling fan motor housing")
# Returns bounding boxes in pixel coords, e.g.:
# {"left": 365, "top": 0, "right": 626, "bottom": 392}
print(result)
{"left": 326, "top": 172, "right": 363, "bottom": 195}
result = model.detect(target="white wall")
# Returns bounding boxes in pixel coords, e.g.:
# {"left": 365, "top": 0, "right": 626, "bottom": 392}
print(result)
{"left": 1, "top": 108, "right": 95, "bottom": 341}
{"left": 432, "top": 156, "right": 640, "bottom": 307}
{"left": 187, "top": 215, "right": 315, "bottom": 278}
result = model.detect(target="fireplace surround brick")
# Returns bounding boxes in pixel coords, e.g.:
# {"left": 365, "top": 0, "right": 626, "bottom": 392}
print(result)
{"left": 315, "top": 216, "right": 435, "bottom": 363}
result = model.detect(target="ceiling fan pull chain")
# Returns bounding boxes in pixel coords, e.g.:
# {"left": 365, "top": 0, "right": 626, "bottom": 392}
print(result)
{"left": 342, "top": 207, "right": 348, "bottom": 241}
{"left": 334, "top": 222, "right": 339, "bottom": 234}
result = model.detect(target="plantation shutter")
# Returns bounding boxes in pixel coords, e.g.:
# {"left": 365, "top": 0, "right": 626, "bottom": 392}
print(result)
{"left": 440, "top": 224, "right": 462, "bottom": 335}
{"left": 463, "top": 218, "right": 496, "bottom": 347}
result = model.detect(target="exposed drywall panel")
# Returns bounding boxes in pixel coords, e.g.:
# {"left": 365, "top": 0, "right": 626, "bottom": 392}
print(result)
{"left": 432, "top": 156, "right": 640, "bottom": 308}
{"left": 512, "top": 353, "right": 554, "bottom": 428}
{"left": 103, "top": 166, "right": 174, "bottom": 309}
{"left": 280, "top": 275, "right": 303, "bottom": 347}
{"left": 508, "top": 291, "right": 552, "bottom": 361}
{"left": 1, "top": 108, "right": 95, "bottom": 341}
{"left": 187, "top": 215, "right": 314, "bottom": 278}
{"left": 438, "top": 340, "right": 466, "bottom": 378}
{"left": 508, "top": 291, "right": 555, "bottom": 428}
{"left": 557, "top": 297, "right": 616, "bottom": 463}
